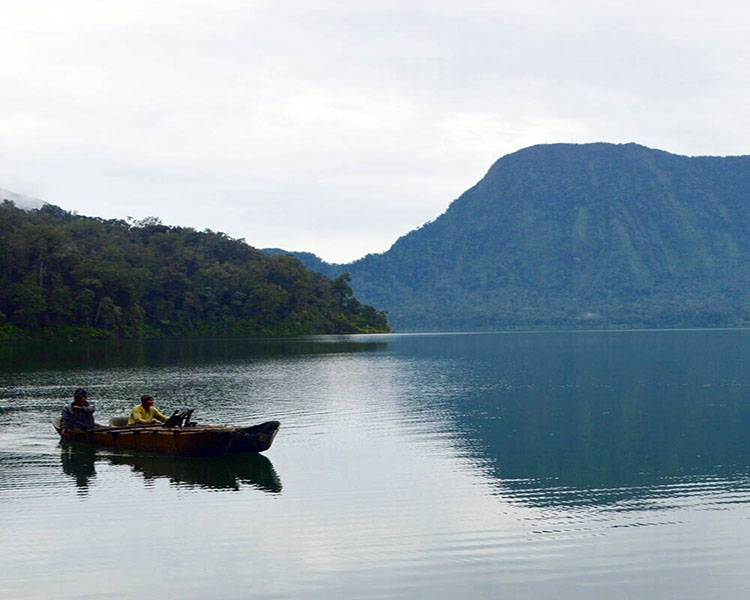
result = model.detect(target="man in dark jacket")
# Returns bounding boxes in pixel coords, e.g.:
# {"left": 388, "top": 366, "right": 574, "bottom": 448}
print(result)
{"left": 60, "top": 388, "right": 96, "bottom": 434}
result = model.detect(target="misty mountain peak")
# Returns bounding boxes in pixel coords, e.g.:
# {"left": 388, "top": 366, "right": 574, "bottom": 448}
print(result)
{"left": 0, "top": 187, "right": 46, "bottom": 211}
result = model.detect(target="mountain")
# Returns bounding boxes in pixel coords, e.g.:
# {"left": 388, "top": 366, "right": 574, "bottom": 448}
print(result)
{"left": 263, "top": 248, "right": 339, "bottom": 278}
{"left": 267, "top": 143, "right": 749, "bottom": 330}
{"left": 0, "top": 187, "right": 46, "bottom": 210}
{"left": 0, "top": 203, "right": 389, "bottom": 340}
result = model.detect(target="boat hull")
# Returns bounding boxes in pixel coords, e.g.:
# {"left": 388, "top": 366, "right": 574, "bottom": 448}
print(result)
{"left": 228, "top": 421, "right": 280, "bottom": 454}
{"left": 55, "top": 420, "right": 231, "bottom": 457}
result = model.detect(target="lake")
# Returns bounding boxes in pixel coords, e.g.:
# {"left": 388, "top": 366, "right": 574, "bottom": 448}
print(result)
{"left": 1, "top": 329, "right": 748, "bottom": 599}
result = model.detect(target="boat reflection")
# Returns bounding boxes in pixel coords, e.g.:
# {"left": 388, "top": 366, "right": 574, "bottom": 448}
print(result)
{"left": 60, "top": 445, "right": 97, "bottom": 490}
{"left": 60, "top": 446, "right": 282, "bottom": 493}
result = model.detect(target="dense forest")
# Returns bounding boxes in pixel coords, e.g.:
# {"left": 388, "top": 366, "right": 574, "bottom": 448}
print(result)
{"left": 267, "top": 143, "right": 749, "bottom": 330}
{"left": 0, "top": 202, "right": 389, "bottom": 340}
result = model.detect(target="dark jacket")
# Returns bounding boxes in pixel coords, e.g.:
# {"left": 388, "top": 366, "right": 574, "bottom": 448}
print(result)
{"left": 60, "top": 401, "right": 96, "bottom": 431}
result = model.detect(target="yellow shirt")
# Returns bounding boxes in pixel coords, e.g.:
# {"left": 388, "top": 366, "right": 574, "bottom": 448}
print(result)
{"left": 128, "top": 405, "right": 168, "bottom": 425}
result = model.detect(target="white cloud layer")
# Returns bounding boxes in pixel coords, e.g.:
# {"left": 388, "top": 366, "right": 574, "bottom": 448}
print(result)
{"left": 1, "top": 1, "right": 749, "bottom": 261}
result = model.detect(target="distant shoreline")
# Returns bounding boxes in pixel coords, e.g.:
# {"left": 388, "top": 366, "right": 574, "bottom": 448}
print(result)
{"left": 2, "top": 324, "right": 747, "bottom": 346}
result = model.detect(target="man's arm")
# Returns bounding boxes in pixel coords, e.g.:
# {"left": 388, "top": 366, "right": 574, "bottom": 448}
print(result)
{"left": 79, "top": 402, "right": 95, "bottom": 414}
{"left": 153, "top": 408, "right": 169, "bottom": 423}
{"left": 60, "top": 406, "right": 71, "bottom": 432}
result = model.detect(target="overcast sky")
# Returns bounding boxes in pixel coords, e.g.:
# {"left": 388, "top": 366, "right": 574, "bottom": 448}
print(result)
{"left": 1, "top": 1, "right": 749, "bottom": 262}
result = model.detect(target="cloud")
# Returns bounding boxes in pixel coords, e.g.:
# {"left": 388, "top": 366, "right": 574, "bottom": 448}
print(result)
{"left": 1, "top": 1, "right": 749, "bottom": 261}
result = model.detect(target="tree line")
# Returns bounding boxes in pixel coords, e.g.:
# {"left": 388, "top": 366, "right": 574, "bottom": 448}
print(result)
{"left": 0, "top": 202, "right": 389, "bottom": 340}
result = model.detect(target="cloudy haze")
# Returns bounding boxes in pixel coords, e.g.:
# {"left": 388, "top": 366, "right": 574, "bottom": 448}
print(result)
{"left": 1, "top": 1, "right": 749, "bottom": 262}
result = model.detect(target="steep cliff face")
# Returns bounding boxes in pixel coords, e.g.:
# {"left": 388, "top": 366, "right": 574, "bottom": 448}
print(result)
{"left": 272, "top": 143, "right": 750, "bottom": 330}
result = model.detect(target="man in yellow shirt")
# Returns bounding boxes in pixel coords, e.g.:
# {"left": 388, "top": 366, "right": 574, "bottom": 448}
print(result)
{"left": 128, "top": 394, "right": 169, "bottom": 425}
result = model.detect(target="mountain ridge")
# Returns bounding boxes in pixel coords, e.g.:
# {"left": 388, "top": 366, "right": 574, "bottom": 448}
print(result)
{"left": 266, "top": 142, "right": 749, "bottom": 330}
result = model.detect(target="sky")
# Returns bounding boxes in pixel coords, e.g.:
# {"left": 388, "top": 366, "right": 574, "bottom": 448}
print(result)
{"left": 1, "top": 1, "right": 749, "bottom": 263}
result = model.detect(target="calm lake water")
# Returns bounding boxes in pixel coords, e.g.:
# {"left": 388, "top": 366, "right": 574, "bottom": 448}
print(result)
{"left": 1, "top": 330, "right": 748, "bottom": 599}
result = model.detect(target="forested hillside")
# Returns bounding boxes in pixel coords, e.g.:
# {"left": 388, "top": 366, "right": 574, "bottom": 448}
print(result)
{"left": 268, "top": 143, "right": 749, "bottom": 330}
{"left": 0, "top": 202, "right": 389, "bottom": 340}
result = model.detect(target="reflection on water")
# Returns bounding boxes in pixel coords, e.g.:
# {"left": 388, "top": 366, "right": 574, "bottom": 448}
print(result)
{"left": 388, "top": 330, "right": 750, "bottom": 508}
{"left": 0, "top": 330, "right": 748, "bottom": 600}
{"left": 60, "top": 445, "right": 97, "bottom": 490}
{"left": 451, "top": 382, "right": 750, "bottom": 508}
{"left": 0, "top": 336, "right": 389, "bottom": 372}
{"left": 60, "top": 444, "right": 282, "bottom": 493}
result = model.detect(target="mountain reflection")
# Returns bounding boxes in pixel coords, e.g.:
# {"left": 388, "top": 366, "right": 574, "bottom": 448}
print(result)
{"left": 457, "top": 390, "right": 750, "bottom": 508}
{"left": 395, "top": 331, "right": 750, "bottom": 508}
{"left": 60, "top": 446, "right": 282, "bottom": 493}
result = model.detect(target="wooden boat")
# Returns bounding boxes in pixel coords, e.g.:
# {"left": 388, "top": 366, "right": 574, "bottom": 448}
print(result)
{"left": 229, "top": 420, "right": 281, "bottom": 454}
{"left": 53, "top": 415, "right": 280, "bottom": 458}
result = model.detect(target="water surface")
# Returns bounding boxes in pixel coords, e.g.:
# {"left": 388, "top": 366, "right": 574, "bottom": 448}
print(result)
{"left": 1, "top": 330, "right": 748, "bottom": 599}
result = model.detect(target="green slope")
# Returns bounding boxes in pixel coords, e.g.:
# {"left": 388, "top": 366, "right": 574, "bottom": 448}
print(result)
{"left": 0, "top": 203, "right": 389, "bottom": 340}
{"left": 271, "top": 143, "right": 749, "bottom": 330}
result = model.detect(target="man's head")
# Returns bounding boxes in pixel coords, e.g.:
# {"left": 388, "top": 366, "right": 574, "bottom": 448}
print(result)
{"left": 73, "top": 388, "right": 87, "bottom": 405}
{"left": 140, "top": 394, "right": 155, "bottom": 409}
